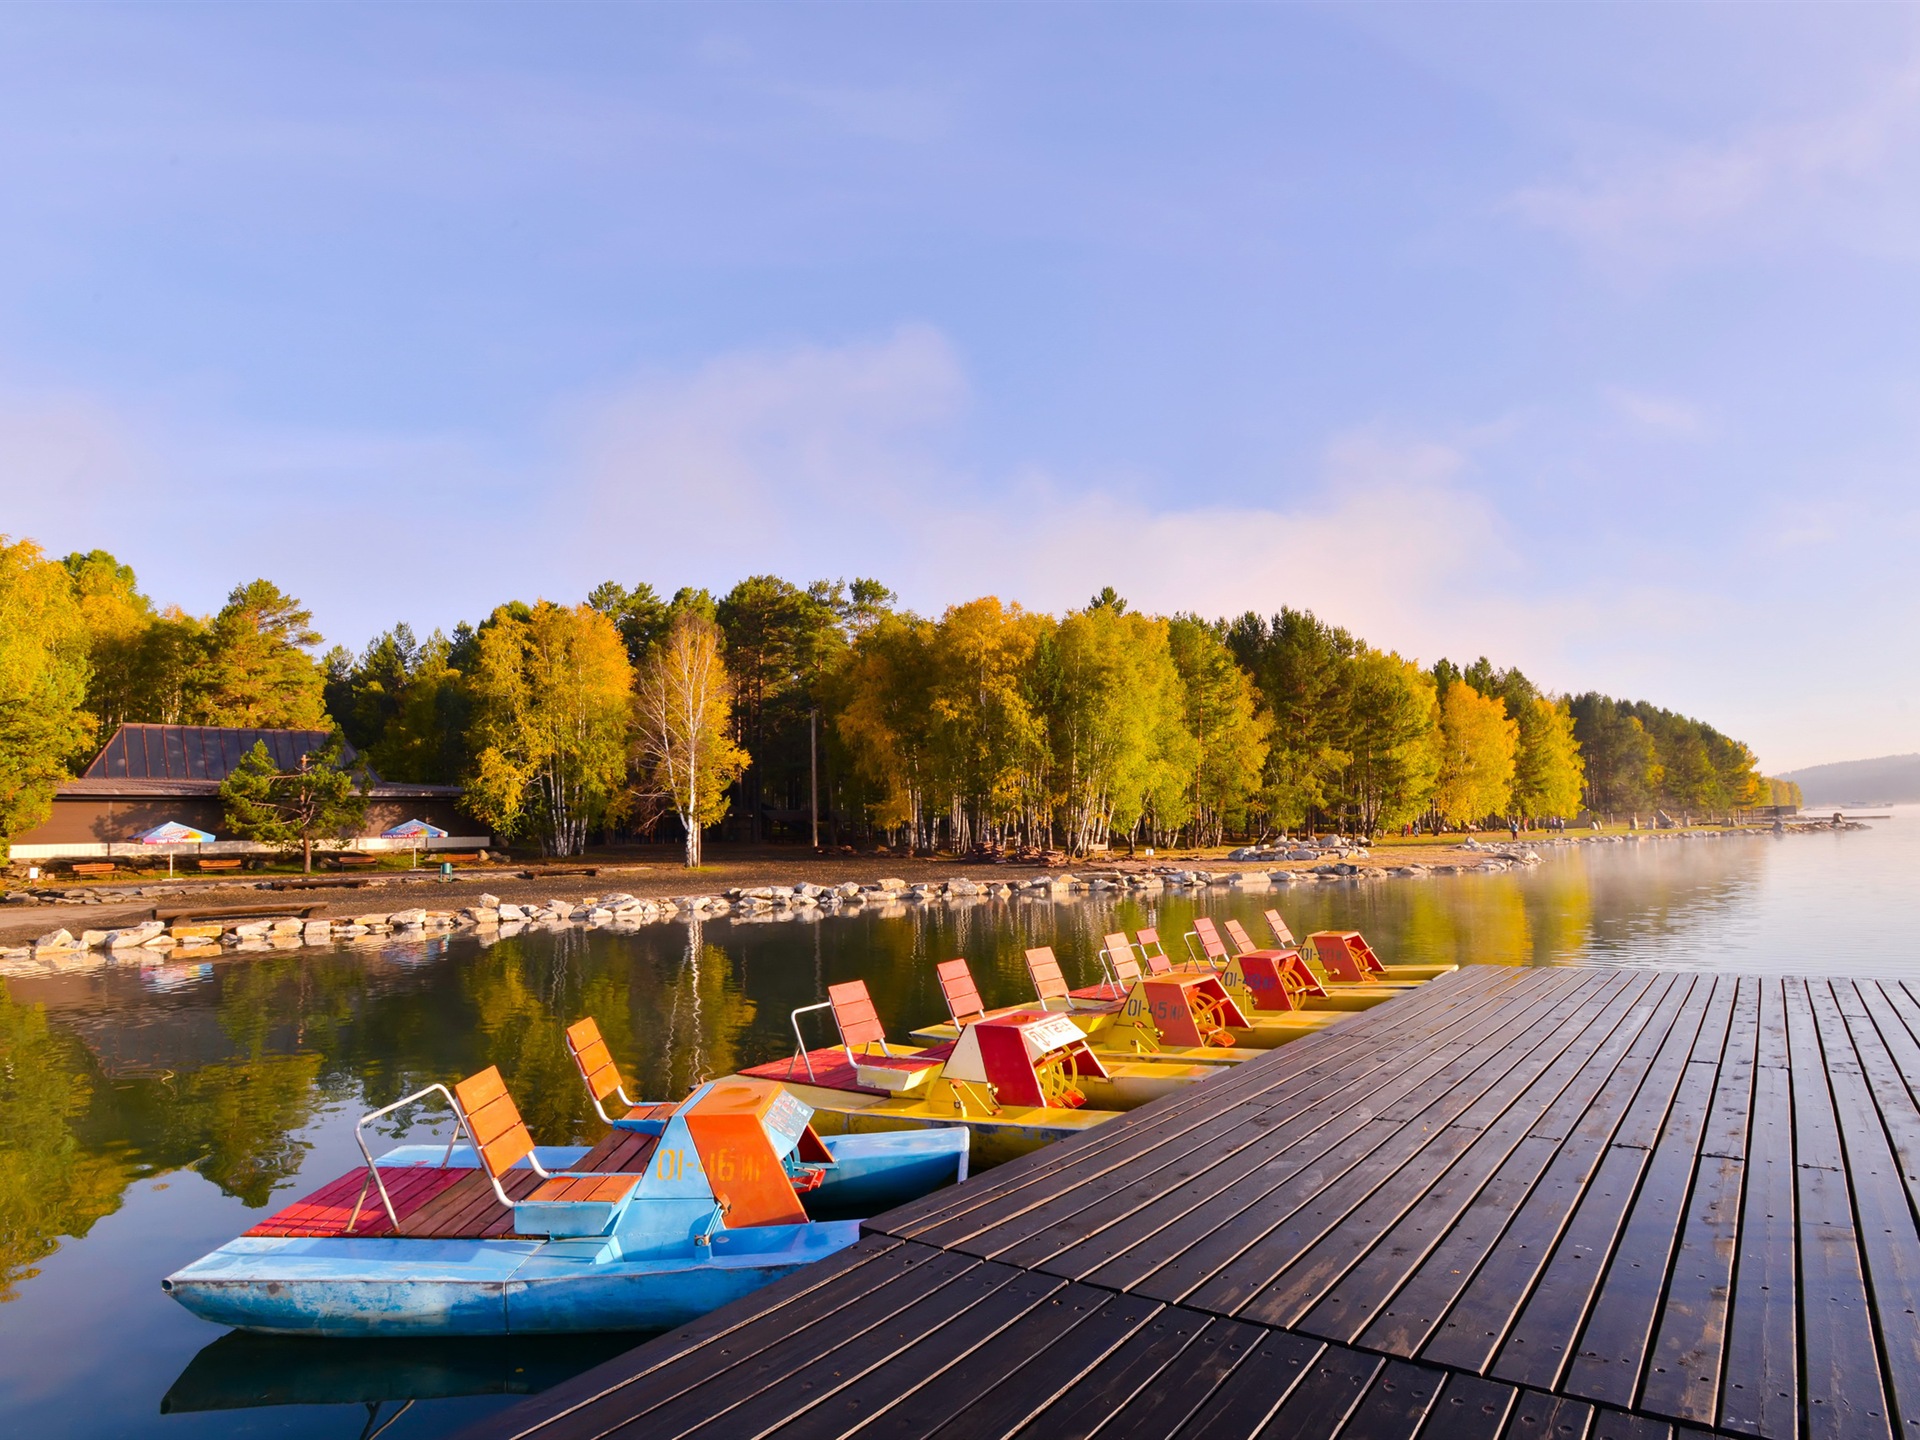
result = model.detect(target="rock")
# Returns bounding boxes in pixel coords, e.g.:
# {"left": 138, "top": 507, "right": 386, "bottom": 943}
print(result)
{"left": 876, "top": 877, "right": 907, "bottom": 892}
{"left": 353, "top": 913, "right": 392, "bottom": 928}
{"left": 947, "top": 878, "right": 980, "bottom": 896}
{"left": 270, "top": 918, "right": 305, "bottom": 935}
{"left": 105, "top": 922, "right": 165, "bottom": 948}
{"left": 478, "top": 893, "right": 501, "bottom": 909}
{"left": 545, "top": 900, "right": 574, "bottom": 920}
{"left": 303, "top": 921, "right": 332, "bottom": 939}
{"left": 33, "top": 929, "right": 79, "bottom": 951}
{"left": 334, "top": 923, "right": 368, "bottom": 937}
{"left": 837, "top": 881, "right": 862, "bottom": 898}
{"left": 232, "top": 920, "right": 273, "bottom": 939}
{"left": 389, "top": 907, "right": 429, "bottom": 927}
{"left": 496, "top": 903, "right": 525, "bottom": 922}
{"left": 1226, "top": 872, "right": 1271, "bottom": 890}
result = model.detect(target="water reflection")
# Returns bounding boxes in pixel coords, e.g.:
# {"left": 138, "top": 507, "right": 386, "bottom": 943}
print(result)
{"left": 161, "top": 1331, "right": 636, "bottom": 1413}
{"left": 0, "top": 823, "right": 1913, "bottom": 1437}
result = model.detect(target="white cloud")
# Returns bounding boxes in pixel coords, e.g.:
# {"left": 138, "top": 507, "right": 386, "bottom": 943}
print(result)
{"left": 563, "top": 332, "right": 1630, "bottom": 689}
{"left": 7, "top": 328, "right": 1913, "bottom": 773}
{"left": 1604, "top": 386, "right": 1709, "bottom": 438}
{"left": 1510, "top": 62, "right": 1920, "bottom": 270}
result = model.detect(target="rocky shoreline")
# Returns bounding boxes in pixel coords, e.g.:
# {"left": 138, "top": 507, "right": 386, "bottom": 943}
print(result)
{"left": 0, "top": 820, "right": 1863, "bottom": 980}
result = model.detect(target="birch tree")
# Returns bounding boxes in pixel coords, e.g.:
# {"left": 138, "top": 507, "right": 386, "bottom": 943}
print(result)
{"left": 633, "top": 610, "right": 748, "bottom": 866}
{"left": 466, "top": 602, "right": 634, "bottom": 856}
{"left": 1432, "top": 682, "right": 1518, "bottom": 825}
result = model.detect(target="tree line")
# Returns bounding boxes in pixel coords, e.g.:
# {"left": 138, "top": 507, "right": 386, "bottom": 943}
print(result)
{"left": 0, "top": 534, "right": 1798, "bottom": 862}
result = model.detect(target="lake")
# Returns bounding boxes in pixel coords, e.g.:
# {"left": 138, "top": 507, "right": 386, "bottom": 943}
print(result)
{"left": 1, "top": 816, "right": 1911, "bottom": 1438}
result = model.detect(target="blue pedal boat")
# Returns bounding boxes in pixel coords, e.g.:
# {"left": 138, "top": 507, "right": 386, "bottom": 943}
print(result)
{"left": 163, "top": 1063, "right": 967, "bottom": 1337}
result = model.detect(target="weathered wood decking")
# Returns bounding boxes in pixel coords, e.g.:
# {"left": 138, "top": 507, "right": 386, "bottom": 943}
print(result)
{"left": 462, "top": 965, "right": 1920, "bottom": 1440}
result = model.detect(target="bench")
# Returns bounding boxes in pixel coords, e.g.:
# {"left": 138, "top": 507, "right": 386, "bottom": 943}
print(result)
{"left": 333, "top": 854, "right": 380, "bottom": 867}
{"left": 70, "top": 862, "right": 117, "bottom": 876}
{"left": 195, "top": 858, "right": 244, "bottom": 871}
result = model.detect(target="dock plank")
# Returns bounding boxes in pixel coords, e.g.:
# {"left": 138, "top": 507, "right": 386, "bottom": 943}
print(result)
{"left": 1310, "top": 977, "right": 1672, "bottom": 1345}
{"left": 1784, "top": 981, "right": 1893, "bottom": 1440}
{"left": 463, "top": 967, "right": 1920, "bottom": 1440}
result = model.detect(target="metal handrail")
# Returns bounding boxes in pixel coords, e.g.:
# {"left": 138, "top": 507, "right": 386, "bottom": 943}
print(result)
{"left": 789, "top": 1000, "right": 836, "bottom": 1082}
{"left": 350, "top": 1083, "right": 464, "bottom": 1230}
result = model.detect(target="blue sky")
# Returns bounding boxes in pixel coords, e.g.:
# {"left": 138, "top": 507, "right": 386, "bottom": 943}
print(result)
{"left": 4, "top": 3, "right": 1918, "bottom": 772}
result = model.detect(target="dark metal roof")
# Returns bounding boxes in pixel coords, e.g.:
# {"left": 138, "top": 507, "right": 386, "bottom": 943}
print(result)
{"left": 83, "top": 725, "right": 359, "bottom": 783}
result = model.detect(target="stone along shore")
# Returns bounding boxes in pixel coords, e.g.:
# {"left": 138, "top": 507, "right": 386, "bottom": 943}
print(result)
{"left": 0, "top": 820, "right": 1858, "bottom": 980}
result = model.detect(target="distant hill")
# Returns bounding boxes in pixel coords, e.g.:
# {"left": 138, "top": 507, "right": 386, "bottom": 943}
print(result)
{"left": 1778, "top": 753, "right": 1920, "bottom": 805}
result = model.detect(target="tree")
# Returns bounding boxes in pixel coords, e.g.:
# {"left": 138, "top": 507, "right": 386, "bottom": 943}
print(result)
{"left": 1510, "top": 697, "right": 1584, "bottom": 819}
{"left": 833, "top": 612, "right": 939, "bottom": 844}
{"left": 322, "top": 624, "right": 472, "bottom": 784}
{"left": 587, "top": 581, "right": 670, "bottom": 666}
{"left": 61, "top": 549, "right": 154, "bottom": 735}
{"left": 633, "top": 610, "right": 748, "bottom": 866}
{"left": 466, "top": 602, "right": 635, "bottom": 856}
{"left": 0, "top": 537, "right": 97, "bottom": 857}
{"left": 1042, "top": 606, "right": 1194, "bottom": 855}
{"left": 924, "top": 597, "right": 1050, "bottom": 852}
{"left": 186, "top": 580, "right": 328, "bottom": 728}
{"left": 1567, "top": 694, "right": 1658, "bottom": 815}
{"left": 1167, "top": 615, "right": 1271, "bottom": 846}
{"left": 366, "top": 634, "right": 473, "bottom": 784}
{"left": 218, "top": 732, "right": 370, "bottom": 872}
{"left": 1432, "top": 682, "right": 1517, "bottom": 825}
{"left": 1226, "top": 608, "right": 1355, "bottom": 831}
{"left": 717, "top": 576, "right": 845, "bottom": 839}
{"left": 1337, "top": 648, "right": 1440, "bottom": 836}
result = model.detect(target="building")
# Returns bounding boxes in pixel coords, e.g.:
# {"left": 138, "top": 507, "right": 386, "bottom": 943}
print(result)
{"left": 7, "top": 724, "right": 487, "bottom": 861}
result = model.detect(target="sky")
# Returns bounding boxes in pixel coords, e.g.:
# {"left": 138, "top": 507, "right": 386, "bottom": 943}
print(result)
{"left": 3, "top": 3, "right": 1918, "bottom": 774}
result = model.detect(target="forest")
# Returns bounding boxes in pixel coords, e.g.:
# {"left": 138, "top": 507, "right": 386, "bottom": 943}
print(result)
{"left": 0, "top": 535, "right": 1798, "bottom": 860}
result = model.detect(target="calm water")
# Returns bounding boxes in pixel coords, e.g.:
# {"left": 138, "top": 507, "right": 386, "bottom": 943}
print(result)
{"left": 1, "top": 816, "right": 1913, "bottom": 1438}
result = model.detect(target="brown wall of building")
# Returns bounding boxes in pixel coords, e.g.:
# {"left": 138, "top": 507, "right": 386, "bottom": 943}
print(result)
{"left": 12, "top": 795, "right": 478, "bottom": 848}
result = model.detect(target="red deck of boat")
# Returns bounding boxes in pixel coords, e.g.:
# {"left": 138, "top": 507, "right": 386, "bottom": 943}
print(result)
{"left": 244, "top": 1126, "right": 660, "bottom": 1241}
{"left": 742, "top": 1043, "right": 956, "bottom": 1096}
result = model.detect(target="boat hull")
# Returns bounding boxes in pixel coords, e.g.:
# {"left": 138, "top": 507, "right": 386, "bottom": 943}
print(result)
{"left": 772, "top": 1082, "right": 1110, "bottom": 1168}
{"left": 164, "top": 1224, "right": 861, "bottom": 1338}
{"left": 163, "top": 1123, "right": 967, "bottom": 1337}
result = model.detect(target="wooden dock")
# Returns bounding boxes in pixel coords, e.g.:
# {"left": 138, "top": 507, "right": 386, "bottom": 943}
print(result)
{"left": 461, "top": 965, "right": 1920, "bottom": 1440}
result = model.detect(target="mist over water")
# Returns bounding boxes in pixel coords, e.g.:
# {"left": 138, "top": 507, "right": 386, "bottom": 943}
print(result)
{"left": 0, "top": 816, "right": 1912, "bottom": 1438}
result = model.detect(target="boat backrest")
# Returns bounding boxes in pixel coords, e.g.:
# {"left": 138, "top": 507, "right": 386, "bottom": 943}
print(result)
{"left": 1223, "top": 918, "right": 1260, "bottom": 956}
{"left": 1136, "top": 927, "right": 1174, "bottom": 975}
{"left": 1192, "top": 916, "right": 1231, "bottom": 961}
{"left": 1025, "top": 947, "right": 1072, "bottom": 1005}
{"left": 565, "top": 1017, "right": 624, "bottom": 1102}
{"left": 1101, "top": 933, "right": 1143, "bottom": 987}
{"left": 827, "top": 980, "right": 890, "bottom": 1050}
{"left": 1265, "top": 908, "right": 1298, "bottom": 948}
{"left": 936, "top": 959, "right": 987, "bottom": 1026}
{"left": 454, "top": 1066, "right": 534, "bottom": 1181}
